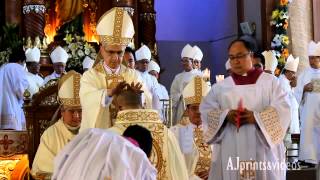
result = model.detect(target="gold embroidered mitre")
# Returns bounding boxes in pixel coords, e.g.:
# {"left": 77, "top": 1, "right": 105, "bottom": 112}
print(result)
{"left": 183, "top": 76, "right": 210, "bottom": 106}
{"left": 96, "top": 7, "right": 134, "bottom": 46}
{"left": 58, "top": 70, "right": 82, "bottom": 107}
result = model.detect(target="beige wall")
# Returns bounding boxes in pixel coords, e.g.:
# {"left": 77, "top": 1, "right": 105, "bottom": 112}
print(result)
{"left": 289, "top": 0, "right": 313, "bottom": 74}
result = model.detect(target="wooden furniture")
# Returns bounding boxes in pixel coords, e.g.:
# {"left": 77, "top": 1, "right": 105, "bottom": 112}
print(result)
{"left": 0, "top": 130, "right": 29, "bottom": 180}
{"left": 160, "top": 98, "right": 172, "bottom": 128}
{"left": 24, "top": 80, "right": 59, "bottom": 166}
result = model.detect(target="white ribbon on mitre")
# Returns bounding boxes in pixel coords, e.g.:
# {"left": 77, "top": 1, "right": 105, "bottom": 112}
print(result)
{"left": 262, "top": 50, "right": 278, "bottom": 73}
{"left": 284, "top": 54, "right": 299, "bottom": 72}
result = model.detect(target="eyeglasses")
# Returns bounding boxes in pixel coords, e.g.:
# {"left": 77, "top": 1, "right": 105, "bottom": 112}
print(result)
{"left": 104, "top": 49, "right": 125, "bottom": 57}
{"left": 229, "top": 52, "right": 252, "bottom": 61}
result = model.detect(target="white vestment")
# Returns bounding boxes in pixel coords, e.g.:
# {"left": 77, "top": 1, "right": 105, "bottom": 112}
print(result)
{"left": 171, "top": 123, "right": 208, "bottom": 180}
{"left": 79, "top": 63, "right": 152, "bottom": 131}
{"left": 0, "top": 63, "right": 29, "bottom": 130}
{"left": 278, "top": 74, "right": 300, "bottom": 134}
{"left": 43, "top": 72, "right": 62, "bottom": 85}
{"left": 52, "top": 128, "right": 157, "bottom": 180}
{"left": 31, "top": 119, "right": 76, "bottom": 176}
{"left": 109, "top": 109, "right": 189, "bottom": 180}
{"left": 170, "top": 69, "right": 202, "bottom": 124}
{"left": 26, "top": 72, "right": 44, "bottom": 96}
{"left": 200, "top": 73, "right": 290, "bottom": 180}
{"left": 294, "top": 67, "right": 320, "bottom": 164}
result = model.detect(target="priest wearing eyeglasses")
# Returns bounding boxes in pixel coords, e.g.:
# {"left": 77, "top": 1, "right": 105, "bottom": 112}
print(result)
{"left": 200, "top": 39, "right": 290, "bottom": 180}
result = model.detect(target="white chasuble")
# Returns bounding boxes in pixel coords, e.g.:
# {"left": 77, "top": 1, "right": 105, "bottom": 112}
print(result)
{"left": 200, "top": 73, "right": 290, "bottom": 180}
{"left": 294, "top": 67, "right": 320, "bottom": 164}
{"left": 109, "top": 109, "right": 189, "bottom": 180}
{"left": 79, "top": 63, "right": 152, "bottom": 131}
{"left": 31, "top": 119, "right": 75, "bottom": 177}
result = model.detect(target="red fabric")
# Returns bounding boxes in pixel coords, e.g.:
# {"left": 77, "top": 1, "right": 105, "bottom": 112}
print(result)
{"left": 124, "top": 137, "right": 140, "bottom": 148}
{"left": 231, "top": 68, "right": 263, "bottom": 85}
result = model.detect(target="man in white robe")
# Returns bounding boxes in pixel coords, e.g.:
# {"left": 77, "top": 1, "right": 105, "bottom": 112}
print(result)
{"left": 278, "top": 55, "right": 300, "bottom": 137}
{"left": 192, "top": 45, "right": 203, "bottom": 72}
{"left": 171, "top": 76, "right": 212, "bottom": 180}
{"left": 295, "top": 41, "right": 320, "bottom": 166}
{"left": 262, "top": 50, "right": 278, "bottom": 75}
{"left": 52, "top": 128, "right": 157, "bottom": 180}
{"left": 123, "top": 46, "right": 136, "bottom": 69}
{"left": 135, "top": 45, "right": 162, "bottom": 111}
{"left": 31, "top": 71, "right": 82, "bottom": 178}
{"left": 109, "top": 88, "right": 189, "bottom": 180}
{"left": 79, "top": 7, "right": 152, "bottom": 131}
{"left": 25, "top": 47, "right": 44, "bottom": 96}
{"left": 148, "top": 60, "right": 169, "bottom": 121}
{"left": 43, "top": 46, "right": 68, "bottom": 85}
{"left": 82, "top": 56, "right": 94, "bottom": 72}
{"left": 200, "top": 39, "right": 290, "bottom": 180}
{"left": 0, "top": 46, "right": 29, "bottom": 130}
{"left": 171, "top": 44, "right": 202, "bottom": 125}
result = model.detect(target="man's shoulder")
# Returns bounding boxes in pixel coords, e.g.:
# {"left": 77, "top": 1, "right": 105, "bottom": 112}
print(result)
{"left": 41, "top": 121, "right": 62, "bottom": 138}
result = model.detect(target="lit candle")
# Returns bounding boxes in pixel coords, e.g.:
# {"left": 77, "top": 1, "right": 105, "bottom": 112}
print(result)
{"left": 215, "top": 75, "right": 224, "bottom": 82}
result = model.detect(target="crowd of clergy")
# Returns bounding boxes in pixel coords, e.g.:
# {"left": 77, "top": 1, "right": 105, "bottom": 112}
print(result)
{"left": 0, "top": 7, "right": 320, "bottom": 180}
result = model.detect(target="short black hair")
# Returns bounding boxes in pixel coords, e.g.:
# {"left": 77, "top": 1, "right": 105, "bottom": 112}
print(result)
{"left": 125, "top": 46, "right": 136, "bottom": 60}
{"left": 253, "top": 51, "right": 265, "bottom": 66}
{"left": 9, "top": 45, "right": 26, "bottom": 63}
{"left": 117, "top": 89, "right": 142, "bottom": 107}
{"left": 228, "top": 39, "right": 254, "bottom": 52}
{"left": 123, "top": 125, "right": 153, "bottom": 157}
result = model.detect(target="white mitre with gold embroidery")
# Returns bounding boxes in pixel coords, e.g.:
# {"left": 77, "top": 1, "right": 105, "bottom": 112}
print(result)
{"left": 96, "top": 7, "right": 134, "bottom": 46}
{"left": 58, "top": 70, "right": 82, "bottom": 108}
{"left": 25, "top": 47, "right": 41, "bottom": 63}
{"left": 183, "top": 76, "right": 210, "bottom": 106}
{"left": 284, "top": 54, "right": 299, "bottom": 72}
{"left": 262, "top": 50, "right": 278, "bottom": 73}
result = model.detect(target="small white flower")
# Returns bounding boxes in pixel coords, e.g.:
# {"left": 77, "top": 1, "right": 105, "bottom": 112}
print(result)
{"left": 77, "top": 49, "right": 85, "bottom": 57}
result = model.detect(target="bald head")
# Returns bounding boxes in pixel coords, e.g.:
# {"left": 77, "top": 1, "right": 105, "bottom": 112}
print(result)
{"left": 115, "top": 89, "right": 142, "bottom": 111}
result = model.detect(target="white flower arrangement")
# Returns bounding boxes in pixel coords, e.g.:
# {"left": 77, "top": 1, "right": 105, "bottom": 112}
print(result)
{"left": 0, "top": 48, "right": 12, "bottom": 67}
{"left": 63, "top": 34, "right": 97, "bottom": 70}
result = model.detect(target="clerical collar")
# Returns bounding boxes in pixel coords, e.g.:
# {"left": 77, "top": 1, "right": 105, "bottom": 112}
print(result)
{"left": 103, "top": 63, "right": 120, "bottom": 74}
{"left": 231, "top": 68, "right": 263, "bottom": 85}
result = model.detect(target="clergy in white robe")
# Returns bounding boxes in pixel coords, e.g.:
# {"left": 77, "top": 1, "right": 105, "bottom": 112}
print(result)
{"left": 25, "top": 47, "right": 44, "bottom": 96}
{"left": 79, "top": 7, "right": 152, "bottom": 131}
{"left": 278, "top": 55, "right": 300, "bottom": 135}
{"left": 192, "top": 45, "right": 203, "bottom": 71}
{"left": 295, "top": 41, "right": 320, "bottom": 165}
{"left": 135, "top": 45, "right": 162, "bottom": 111}
{"left": 109, "top": 89, "right": 189, "bottom": 180}
{"left": 124, "top": 46, "right": 136, "bottom": 69}
{"left": 52, "top": 128, "right": 157, "bottom": 180}
{"left": 43, "top": 46, "right": 68, "bottom": 85}
{"left": 31, "top": 71, "right": 82, "bottom": 178}
{"left": 200, "top": 39, "right": 290, "bottom": 180}
{"left": 171, "top": 76, "right": 212, "bottom": 180}
{"left": 171, "top": 44, "right": 203, "bottom": 125}
{"left": 148, "top": 60, "right": 170, "bottom": 121}
{"left": 0, "top": 63, "right": 28, "bottom": 130}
